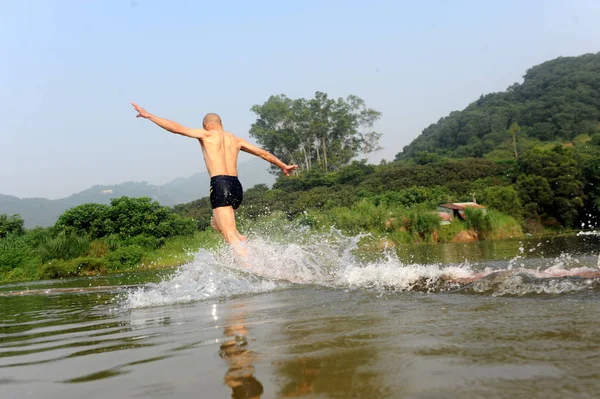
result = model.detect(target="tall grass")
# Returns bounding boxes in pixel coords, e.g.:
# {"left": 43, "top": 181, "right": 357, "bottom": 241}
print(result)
{"left": 0, "top": 234, "right": 38, "bottom": 273}
{"left": 139, "top": 230, "right": 222, "bottom": 270}
{"left": 464, "top": 207, "right": 492, "bottom": 238}
{"left": 405, "top": 211, "right": 441, "bottom": 242}
{"left": 464, "top": 207, "right": 522, "bottom": 240}
{"left": 37, "top": 232, "right": 91, "bottom": 262}
{"left": 485, "top": 210, "right": 523, "bottom": 239}
{"left": 318, "top": 199, "right": 393, "bottom": 234}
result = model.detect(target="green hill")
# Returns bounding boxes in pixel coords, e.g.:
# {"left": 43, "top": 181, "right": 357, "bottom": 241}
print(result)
{"left": 396, "top": 52, "right": 600, "bottom": 160}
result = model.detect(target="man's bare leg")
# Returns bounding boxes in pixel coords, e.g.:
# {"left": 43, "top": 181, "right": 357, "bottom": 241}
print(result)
{"left": 211, "top": 217, "right": 222, "bottom": 234}
{"left": 211, "top": 214, "right": 246, "bottom": 242}
{"left": 212, "top": 206, "right": 249, "bottom": 264}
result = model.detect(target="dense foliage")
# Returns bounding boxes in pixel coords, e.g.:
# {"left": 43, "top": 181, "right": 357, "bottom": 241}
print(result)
{"left": 391, "top": 52, "right": 600, "bottom": 228}
{"left": 175, "top": 130, "right": 600, "bottom": 234}
{"left": 174, "top": 157, "right": 523, "bottom": 241}
{"left": 250, "top": 91, "right": 382, "bottom": 173}
{"left": 57, "top": 197, "right": 196, "bottom": 239}
{"left": 396, "top": 52, "right": 600, "bottom": 160}
{"left": 0, "top": 214, "right": 25, "bottom": 238}
{"left": 0, "top": 197, "right": 200, "bottom": 282}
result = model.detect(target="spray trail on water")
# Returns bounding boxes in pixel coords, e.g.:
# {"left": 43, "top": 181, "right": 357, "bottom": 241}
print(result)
{"left": 125, "top": 227, "right": 600, "bottom": 308}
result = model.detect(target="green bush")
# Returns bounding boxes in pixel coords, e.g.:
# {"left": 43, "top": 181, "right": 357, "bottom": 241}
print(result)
{"left": 106, "top": 197, "right": 195, "bottom": 239}
{"left": 154, "top": 214, "right": 197, "bottom": 238}
{"left": 405, "top": 211, "right": 441, "bottom": 242}
{"left": 55, "top": 203, "right": 111, "bottom": 238}
{"left": 5, "top": 263, "right": 40, "bottom": 282}
{"left": 484, "top": 210, "right": 523, "bottom": 239}
{"left": 22, "top": 227, "right": 55, "bottom": 247}
{"left": 438, "top": 220, "right": 466, "bottom": 242}
{"left": 106, "top": 245, "right": 144, "bottom": 270}
{"left": 88, "top": 234, "right": 123, "bottom": 257}
{"left": 70, "top": 257, "right": 109, "bottom": 274}
{"left": 481, "top": 185, "right": 523, "bottom": 220}
{"left": 325, "top": 200, "right": 390, "bottom": 234}
{"left": 173, "top": 197, "right": 213, "bottom": 230}
{"left": 56, "top": 197, "right": 197, "bottom": 239}
{"left": 37, "top": 231, "right": 91, "bottom": 262}
{"left": 124, "top": 234, "right": 164, "bottom": 250}
{"left": 464, "top": 207, "right": 492, "bottom": 238}
{"left": 34, "top": 257, "right": 108, "bottom": 280}
{"left": 0, "top": 214, "right": 25, "bottom": 238}
{"left": 40, "top": 259, "right": 79, "bottom": 279}
{"left": 0, "top": 234, "right": 37, "bottom": 273}
{"left": 372, "top": 186, "right": 450, "bottom": 209}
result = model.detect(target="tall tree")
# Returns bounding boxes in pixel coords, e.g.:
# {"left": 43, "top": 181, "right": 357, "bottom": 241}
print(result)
{"left": 250, "top": 92, "right": 382, "bottom": 173}
{"left": 507, "top": 122, "right": 520, "bottom": 159}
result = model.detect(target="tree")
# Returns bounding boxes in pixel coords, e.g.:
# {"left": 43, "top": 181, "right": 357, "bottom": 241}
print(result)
{"left": 516, "top": 174, "right": 554, "bottom": 219}
{"left": 0, "top": 214, "right": 25, "bottom": 238}
{"left": 250, "top": 92, "right": 382, "bottom": 173}
{"left": 56, "top": 197, "right": 196, "bottom": 239}
{"left": 55, "top": 203, "right": 111, "bottom": 239}
{"left": 481, "top": 186, "right": 523, "bottom": 219}
{"left": 518, "top": 147, "right": 585, "bottom": 227}
{"left": 507, "top": 122, "right": 520, "bottom": 159}
{"left": 106, "top": 197, "right": 195, "bottom": 239}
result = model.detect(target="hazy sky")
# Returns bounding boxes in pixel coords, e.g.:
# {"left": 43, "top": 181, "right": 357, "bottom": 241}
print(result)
{"left": 1, "top": 0, "right": 599, "bottom": 199}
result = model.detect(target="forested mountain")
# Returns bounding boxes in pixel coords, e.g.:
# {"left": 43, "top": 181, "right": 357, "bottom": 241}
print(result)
{"left": 396, "top": 52, "right": 600, "bottom": 160}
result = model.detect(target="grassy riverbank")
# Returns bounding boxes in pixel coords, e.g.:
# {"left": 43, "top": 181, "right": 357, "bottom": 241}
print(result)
{"left": 1, "top": 204, "right": 525, "bottom": 284}
{"left": 0, "top": 230, "right": 223, "bottom": 283}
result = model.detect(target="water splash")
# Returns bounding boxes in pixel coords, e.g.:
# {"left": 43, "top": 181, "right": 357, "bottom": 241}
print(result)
{"left": 577, "top": 230, "right": 600, "bottom": 268}
{"left": 125, "top": 250, "right": 281, "bottom": 309}
{"left": 125, "top": 227, "right": 600, "bottom": 308}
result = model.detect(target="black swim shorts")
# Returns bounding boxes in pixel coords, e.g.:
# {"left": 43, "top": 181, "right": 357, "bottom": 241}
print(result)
{"left": 209, "top": 175, "right": 243, "bottom": 210}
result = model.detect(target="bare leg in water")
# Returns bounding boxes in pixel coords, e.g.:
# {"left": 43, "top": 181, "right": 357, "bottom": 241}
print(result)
{"left": 211, "top": 206, "right": 249, "bottom": 264}
{"left": 211, "top": 213, "right": 247, "bottom": 242}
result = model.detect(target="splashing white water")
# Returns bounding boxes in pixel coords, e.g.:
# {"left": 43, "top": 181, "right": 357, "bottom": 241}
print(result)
{"left": 125, "top": 250, "right": 281, "bottom": 309}
{"left": 125, "top": 228, "right": 600, "bottom": 308}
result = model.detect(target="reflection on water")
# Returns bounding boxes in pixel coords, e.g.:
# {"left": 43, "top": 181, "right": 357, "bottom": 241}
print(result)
{"left": 219, "top": 302, "right": 264, "bottom": 399}
{"left": 274, "top": 308, "right": 387, "bottom": 398}
{"left": 396, "top": 233, "right": 600, "bottom": 265}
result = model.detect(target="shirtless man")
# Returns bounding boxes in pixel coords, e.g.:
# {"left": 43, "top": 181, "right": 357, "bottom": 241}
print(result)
{"left": 131, "top": 102, "right": 297, "bottom": 258}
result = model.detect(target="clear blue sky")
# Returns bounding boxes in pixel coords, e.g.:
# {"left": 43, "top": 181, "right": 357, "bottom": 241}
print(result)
{"left": 1, "top": 0, "right": 599, "bottom": 199}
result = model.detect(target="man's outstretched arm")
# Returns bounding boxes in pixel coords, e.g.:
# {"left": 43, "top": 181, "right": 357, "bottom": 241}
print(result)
{"left": 238, "top": 138, "right": 298, "bottom": 176}
{"left": 131, "top": 102, "right": 207, "bottom": 139}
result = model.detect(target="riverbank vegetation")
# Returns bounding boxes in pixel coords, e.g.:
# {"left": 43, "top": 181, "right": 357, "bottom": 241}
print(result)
{"left": 2, "top": 53, "right": 600, "bottom": 282}
{"left": 0, "top": 198, "right": 221, "bottom": 282}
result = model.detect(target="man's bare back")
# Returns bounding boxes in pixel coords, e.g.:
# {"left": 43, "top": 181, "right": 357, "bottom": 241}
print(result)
{"left": 196, "top": 113, "right": 241, "bottom": 177}
{"left": 130, "top": 102, "right": 298, "bottom": 262}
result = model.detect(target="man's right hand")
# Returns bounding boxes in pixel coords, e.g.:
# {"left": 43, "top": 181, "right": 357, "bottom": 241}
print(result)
{"left": 281, "top": 164, "right": 298, "bottom": 176}
{"left": 131, "top": 102, "right": 152, "bottom": 119}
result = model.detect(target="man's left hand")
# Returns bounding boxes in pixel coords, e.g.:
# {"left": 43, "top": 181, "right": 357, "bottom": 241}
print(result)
{"left": 281, "top": 164, "right": 298, "bottom": 176}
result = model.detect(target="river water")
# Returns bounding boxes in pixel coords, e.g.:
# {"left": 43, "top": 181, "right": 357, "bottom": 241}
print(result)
{"left": 1, "top": 229, "right": 600, "bottom": 398}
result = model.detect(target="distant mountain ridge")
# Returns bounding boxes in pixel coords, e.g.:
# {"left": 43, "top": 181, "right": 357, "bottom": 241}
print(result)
{"left": 0, "top": 158, "right": 275, "bottom": 228}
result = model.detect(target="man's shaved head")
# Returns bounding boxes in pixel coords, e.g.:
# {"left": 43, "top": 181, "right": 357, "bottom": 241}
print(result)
{"left": 203, "top": 113, "right": 222, "bottom": 128}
